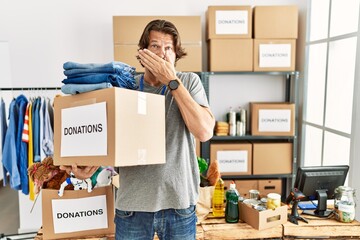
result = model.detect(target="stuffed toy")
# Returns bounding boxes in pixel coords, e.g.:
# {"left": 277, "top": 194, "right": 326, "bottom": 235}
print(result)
{"left": 92, "top": 167, "right": 117, "bottom": 188}
{"left": 58, "top": 172, "right": 92, "bottom": 197}
{"left": 28, "top": 156, "right": 73, "bottom": 194}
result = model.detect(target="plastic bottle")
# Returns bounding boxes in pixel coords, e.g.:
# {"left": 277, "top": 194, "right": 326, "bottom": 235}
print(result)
{"left": 225, "top": 181, "right": 240, "bottom": 223}
{"left": 212, "top": 178, "right": 225, "bottom": 217}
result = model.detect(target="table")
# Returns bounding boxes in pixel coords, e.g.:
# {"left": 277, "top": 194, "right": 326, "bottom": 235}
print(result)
{"left": 34, "top": 215, "right": 360, "bottom": 240}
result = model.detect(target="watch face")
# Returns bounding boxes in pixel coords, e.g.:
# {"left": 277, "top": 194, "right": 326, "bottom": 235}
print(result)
{"left": 169, "top": 80, "right": 179, "bottom": 90}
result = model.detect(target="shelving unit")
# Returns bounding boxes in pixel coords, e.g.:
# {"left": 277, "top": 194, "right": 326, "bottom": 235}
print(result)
{"left": 199, "top": 71, "right": 300, "bottom": 199}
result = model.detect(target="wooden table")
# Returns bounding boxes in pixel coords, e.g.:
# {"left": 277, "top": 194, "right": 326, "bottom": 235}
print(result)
{"left": 283, "top": 214, "right": 360, "bottom": 239}
{"left": 35, "top": 215, "right": 360, "bottom": 239}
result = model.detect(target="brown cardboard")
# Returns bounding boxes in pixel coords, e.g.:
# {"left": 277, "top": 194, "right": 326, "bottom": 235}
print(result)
{"left": 42, "top": 186, "right": 115, "bottom": 239}
{"left": 195, "top": 138, "right": 201, "bottom": 157}
{"left": 224, "top": 179, "right": 258, "bottom": 199}
{"left": 258, "top": 179, "right": 282, "bottom": 196}
{"left": 113, "top": 16, "right": 201, "bottom": 45}
{"left": 239, "top": 201, "right": 288, "bottom": 230}
{"left": 252, "top": 143, "right": 292, "bottom": 175}
{"left": 253, "top": 39, "right": 296, "bottom": 72}
{"left": 53, "top": 88, "right": 166, "bottom": 167}
{"left": 254, "top": 5, "right": 298, "bottom": 39}
{"left": 114, "top": 44, "right": 202, "bottom": 72}
{"left": 254, "top": 39, "right": 296, "bottom": 72}
{"left": 207, "top": 6, "right": 252, "bottom": 39}
{"left": 208, "top": 39, "right": 253, "bottom": 71}
{"left": 250, "top": 102, "right": 295, "bottom": 136}
{"left": 210, "top": 143, "right": 252, "bottom": 175}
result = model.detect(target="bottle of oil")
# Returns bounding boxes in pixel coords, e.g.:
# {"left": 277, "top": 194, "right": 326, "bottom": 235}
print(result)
{"left": 225, "top": 181, "right": 240, "bottom": 223}
{"left": 212, "top": 178, "right": 225, "bottom": 217}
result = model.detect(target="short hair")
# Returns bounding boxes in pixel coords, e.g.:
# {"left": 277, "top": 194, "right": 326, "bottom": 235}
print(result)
{"left": 138, "top": 19, "right": 187, "bottom": 63}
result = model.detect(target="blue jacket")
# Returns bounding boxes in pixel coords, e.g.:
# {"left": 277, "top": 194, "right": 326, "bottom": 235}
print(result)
{"left": 2, "top": 99, "right": 21, "bottom": 190}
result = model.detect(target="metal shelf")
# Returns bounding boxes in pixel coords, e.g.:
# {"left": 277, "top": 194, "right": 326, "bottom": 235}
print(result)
{"left": 199, "top": 70, "right": 300, "bottom": 199}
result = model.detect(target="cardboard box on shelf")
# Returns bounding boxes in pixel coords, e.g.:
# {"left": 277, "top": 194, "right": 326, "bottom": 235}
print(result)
{"left": 258, "top": 179, "right": 282, "bottom": 196}
{"left": 254, "top": 5, "right": 298, "bottom": 39}
{"left": 207, "top": 5, "right": 252, "bottom": 39}
{"left": 42, "top": 186, "right": 114, "bottom": 239}
{"left": 208, "top": 38, "right": 253, "bottom": 71}
{"left": 210, "top": 143, "right": 252, "bottom": 175}
{"left": 252, "top": 142, "right": 292, "bottom": 175}
{"left": 224, "top": 179, "right": 258, "bottom": 199}
{"left": 250, "top": 102, "right": 295, "bottom": 136}
{"left": 53, "top": 87, "right": 165, "bottom": 167}
{"left": 114, "top": 44, "right": 202, "bottom": 73}
{"left": 113, "top": 16, "right": 202, "bottom": 72}
{"left": 253, "top": 39, "right": 296, "bottom": 72}
{"left": 239, "top": 201, "right": 288, "bottom": 230}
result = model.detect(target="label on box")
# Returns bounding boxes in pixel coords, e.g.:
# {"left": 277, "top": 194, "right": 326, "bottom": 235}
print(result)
{"left": 61, "top": 102, "right": 107, "bottom": 157}
{"left": 215, "top": 10, "right": 248, "bottom": 35}
{"left": 259, "top": 44, "right": 291, "bottom": 67}
{"left": 217, "top": 150, "right": 248, "bottom": 172}
{"left": 52, "top": 195, "right": 108, "bottom": 234}
{"left": 258, "top": 109, "right": 291, "bottom": 132}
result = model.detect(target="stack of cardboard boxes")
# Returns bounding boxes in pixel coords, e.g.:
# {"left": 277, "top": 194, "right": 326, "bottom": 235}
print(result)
{"left": 41, "top": 88, "right": 166, "bottom": 239}
{"left": 113, "top": 16, "right": 202, "bottom": 73}
{"left": 253, "top": 5, "right": 298, "bottom": 72}
{"left": 207, "top": 6, "right": 253, "bottom": 71}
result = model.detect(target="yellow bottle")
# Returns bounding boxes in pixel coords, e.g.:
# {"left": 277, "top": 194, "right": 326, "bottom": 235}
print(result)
{"left": 212, "top": 178, "right": 225, "bottom": 217}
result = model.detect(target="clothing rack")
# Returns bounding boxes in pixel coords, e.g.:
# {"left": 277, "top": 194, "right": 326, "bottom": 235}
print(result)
{"left": 0, "top": 87, "right": 61, "bottom": 91}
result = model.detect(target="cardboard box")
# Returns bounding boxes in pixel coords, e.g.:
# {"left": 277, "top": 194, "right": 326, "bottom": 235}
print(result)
{"left": 252, "top": 143, "right": 292, "bottom": 175}
{"left": 208, "top": 39, "right": 253, "bottom": 71}
{"left": 250, "top": 102, "right": 295, "bottom": 136}
{"left": 207, "top": 6, "right": 252, "bottom": 39}
{"left": 239, "top": 201, "right": 288, "bottom": 230}
{"left": 113, "top": 16, "right": 202, "bottom": 72}
{"left": 42, "top": 186, "right": 115, "bottom": 239}
{"left": 254, "top": 5, "right": 298, "bottom": 39}
{"left": 258, "top": 179, "right": 282, "bottom": 196}
{"left": 114, "top": 44, "right": 202, "bottom": 72}
{"left": 113, "top": 16, "right": 201, "bottom": 44}
{"left": 210, "top": 143, "right": 252, "bottom": 175}
{"left": 53, "top": 88, "right": 166, "bottom": 167}
{"left": 195, "top": 138, "right": 201, "bottom": 157}
{"left": 224, "top": 179, "right": 258, "bottom": 199}
{"left": 253, "top": 39, "right": 296, "bottom": 72}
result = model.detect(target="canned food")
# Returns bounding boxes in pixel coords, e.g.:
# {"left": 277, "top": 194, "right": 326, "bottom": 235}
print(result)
{"left": 267, "top": 193, "right": 281, "bottom": 210}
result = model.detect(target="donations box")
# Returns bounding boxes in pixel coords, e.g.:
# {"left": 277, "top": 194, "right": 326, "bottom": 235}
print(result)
{"left": 250, "top": 102, "right": 295, "bottom": 136}
{"left": 210, "top": 143, "right": 252, "bottom": 175}
{"left": 54, "top": 87, "right": 166, "bottom": 167}
{"left": 42, "top": 186, "right": 115, "bottom": 239}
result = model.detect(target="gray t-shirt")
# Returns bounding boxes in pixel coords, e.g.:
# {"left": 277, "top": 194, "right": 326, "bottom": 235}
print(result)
{"left": 115, "top": 72, "right": 210, "bottom": 212}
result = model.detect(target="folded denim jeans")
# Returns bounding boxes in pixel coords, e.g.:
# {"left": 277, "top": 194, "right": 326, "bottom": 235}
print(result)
{"left": 63, "top": 61, "right": 135, "bottom": 71}
{"left": 62, "top": 73, "right": 137, "bottom": 89}
{"left": 61, "top": 82, "right": 113, "bottom": 95}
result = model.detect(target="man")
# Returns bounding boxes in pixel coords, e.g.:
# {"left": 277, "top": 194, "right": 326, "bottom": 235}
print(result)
{"left": 64, "top": 19, "right": 214, "bottom": 239}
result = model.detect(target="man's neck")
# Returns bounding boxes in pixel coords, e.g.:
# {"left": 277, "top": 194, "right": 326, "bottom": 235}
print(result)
{"left": 143, "top": 71, "right": 162, "bottom": 87}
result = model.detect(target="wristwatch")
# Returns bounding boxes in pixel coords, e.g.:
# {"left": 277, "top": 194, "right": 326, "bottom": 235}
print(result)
{"left": 168, "top": 79, "right": 180, "bottom": 91}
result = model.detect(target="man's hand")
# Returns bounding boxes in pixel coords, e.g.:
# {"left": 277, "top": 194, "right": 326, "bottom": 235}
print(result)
{"left": 60, "top": 164, "right": 99, "bottom": 180}
{"left": 138, "top": 48, "right": 177, "bottom": 85}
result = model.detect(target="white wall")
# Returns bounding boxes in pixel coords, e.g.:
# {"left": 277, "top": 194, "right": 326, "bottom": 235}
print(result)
{"left": 0, "top": 0, "right": 307, "bottom": 233}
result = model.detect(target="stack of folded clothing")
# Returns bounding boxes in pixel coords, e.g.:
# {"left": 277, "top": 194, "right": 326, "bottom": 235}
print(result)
{"left": 61, "top": 61, "right": 138, "bottom": 94}
{"left": 214, "top": 121, "right": 229, "bottom": 136}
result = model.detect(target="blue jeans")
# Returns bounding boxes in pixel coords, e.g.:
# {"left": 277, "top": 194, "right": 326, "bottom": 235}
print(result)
{"left": 114, "top": 205, "right": 197, "bottom": 240}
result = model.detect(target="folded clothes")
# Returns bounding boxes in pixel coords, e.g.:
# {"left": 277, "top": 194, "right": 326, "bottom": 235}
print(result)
{"left": 62, "top": 73, "right": 137, "bottom": 89}
{"left": 61, "top": 82, "right": 113, "bottom": 95}
{"left": 63, "top": 61, "right": 135, "bottom": 71}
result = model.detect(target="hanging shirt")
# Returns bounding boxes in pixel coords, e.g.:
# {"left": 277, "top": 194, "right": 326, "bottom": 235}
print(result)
{"left": 42, "top": 98, "right": 54, "bottom": 157}
{"left": 2, "top": 99, "right": 21, "bottom": 190}
{"left": 0, "top": 98, "right": 8, "bottom": 186}
{"left": 15, "top": 95, "right": 29, "bottom": 195}
{"left": 32, "top": 98, "right": 41, "bottom": 162}
{"left": 28, "top": 102, "right": 35, "bottom": 200}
